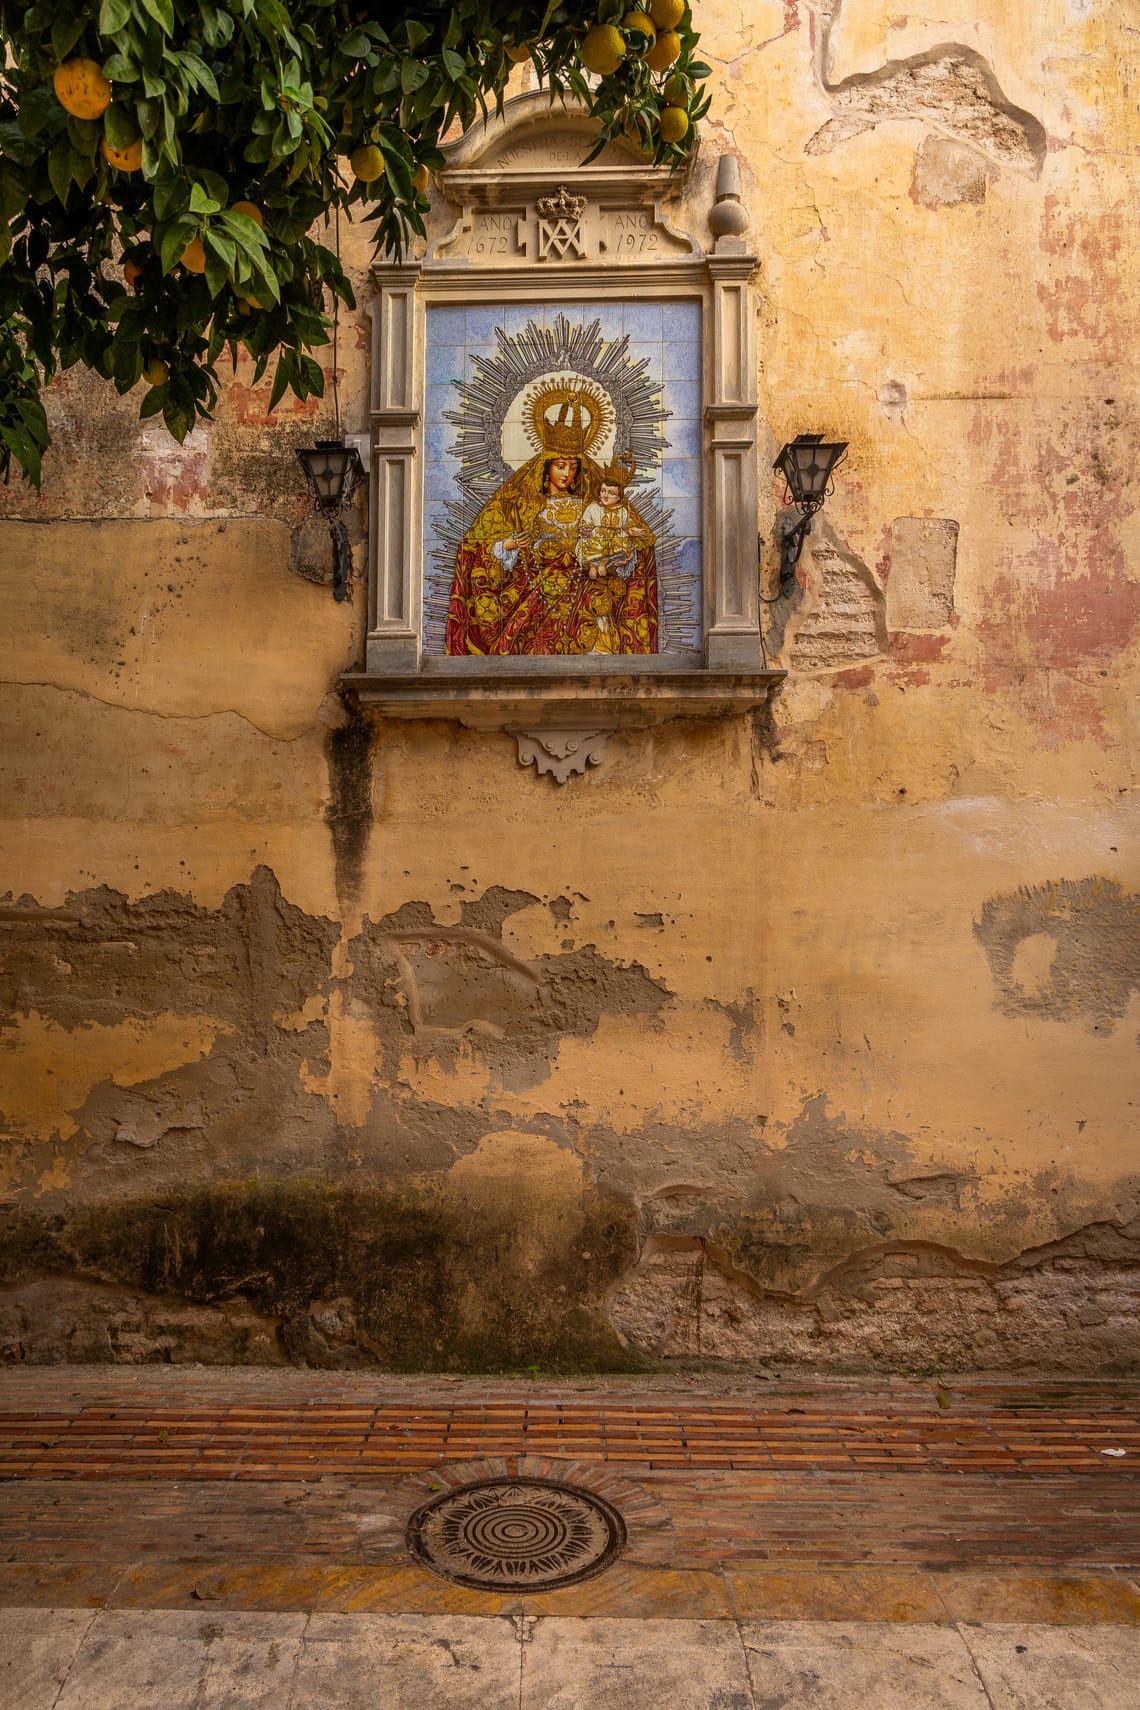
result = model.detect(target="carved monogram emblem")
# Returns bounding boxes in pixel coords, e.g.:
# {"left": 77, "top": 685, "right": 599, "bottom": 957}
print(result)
{"left": 536, "top": 184, "right": 588, "bottom": 260}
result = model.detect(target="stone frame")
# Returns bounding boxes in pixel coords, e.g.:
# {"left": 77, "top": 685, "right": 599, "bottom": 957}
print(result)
{"left": 344, "top": 94, "right": 782, "bottom": 772}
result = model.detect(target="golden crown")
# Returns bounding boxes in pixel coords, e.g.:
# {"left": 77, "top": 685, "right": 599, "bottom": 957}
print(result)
{"left": 523, "top": 379, "right": 613, "bottom": 458}
{"left": 600, "top": 450, "right": 636, "bottom": 488}
{"left": 544, "top": 398, "right": 588, "bottom": 454}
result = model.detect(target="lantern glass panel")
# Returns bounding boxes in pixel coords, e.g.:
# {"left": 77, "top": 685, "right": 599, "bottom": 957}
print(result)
{"left": 790, "top": 440, "right": 840, "bottom": 499}
{"left": 298, "top": 442, "right": 359, "bottom": 512}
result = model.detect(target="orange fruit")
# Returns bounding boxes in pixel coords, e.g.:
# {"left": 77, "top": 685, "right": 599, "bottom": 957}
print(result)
{"left": 53, "top": 58, "right": 112, "bottom": 120}
{"left": 659, "top": 105, "right": 689, "bottom": 143}
{"left": 412, "top": 164, "right": 429, "bottom": 192}
{"left": 122, "top": 253, "right": 145, "bottom": 287}
{"left": 623, "top": 10, "right": 656, "bottom": 43}
{"left": 180, "top": 236, "right": 206, "bottom": 273}
{"left": 505, "top": 42, "right": 532, "bottom": 62}
{"left": 580, "top": 24, "right": 626, "bottom": 75}
{"left": 144, "top": 359, "right": 169, "bottom": 386}
{"left": 230, "top": 200, "right": 264, "bottom": 227}
{"left": 350, "top": 143, "right": 384, "bottom": 182}
{"left": 101, "top": 135, "right": 143, "bottom": 172}
{"left": 650, "top": 0, "right": 685, "bottom": 26}
{"left": 644, "top": 28, "right": 681, "bottom": 68}
{"left": 663, "top": 72, "right": 690, "bottom": 104}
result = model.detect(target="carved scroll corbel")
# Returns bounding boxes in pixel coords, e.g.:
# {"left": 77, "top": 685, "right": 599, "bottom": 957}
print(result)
{"left": 509, "top": 727, "right": 613, "bottom": 783}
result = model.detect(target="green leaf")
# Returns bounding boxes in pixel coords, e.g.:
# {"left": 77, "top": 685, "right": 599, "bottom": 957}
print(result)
{"left": 52, "top": 13, "right": 86, "bottom": 61}
{"left": 219, "top": 211, "right": 269, "bottom": 256}
{"left": 99, "top": 0, "right": 133, "bottom": 33}
{"left": 179, "top": 52, "right": 220, "bottom": 100}
{"left": 203, "top": 249, "right": 230, "bottom": 297}
{"left": 204, "top": 228, "right": 237, "bottom": 270}
{"left": 139, "top": 385, "right": 167, "bottom": 416}
{"left": 47, "top": 143, "right": 73, "bottom": 203}
{"left": 103, "top": 103, "right": 140, "bottom": 150}
{"left": 441, "top": 47, "right": 465, "bottom": 80}
{"left": 189, "top": 182, "right": 221, "bottom": 214}
{"left": 101, "top": 52, "right": 139, "bottom": 81}
{"left": 17, "top": 85, "right": 61, "bottom": 139}
{"left": 152, "top": 175, "right": 188, "bottom": 220}
{"left": 268, "top": 350, "right": 294, "bottom": 410}
{"left": 1, "top": 423, "right": 42, "bottom": 486}
{"left": 158, "top": 215, "right": 196, "bottom": 272}
{"left": 137, "top": 0, "right": 175, "bottom": 35}
{"left": 0, "top": 161, "right": 26, "bottom": 221}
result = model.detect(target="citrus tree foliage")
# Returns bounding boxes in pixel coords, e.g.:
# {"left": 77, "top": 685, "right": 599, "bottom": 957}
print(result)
{"left": 0, "top": 0, "right": 709, "bottom": 485}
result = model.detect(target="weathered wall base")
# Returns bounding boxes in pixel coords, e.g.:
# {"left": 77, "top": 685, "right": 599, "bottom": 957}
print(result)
{"left": 2, "top": 1186, "right": 1137, "bottom": 1377}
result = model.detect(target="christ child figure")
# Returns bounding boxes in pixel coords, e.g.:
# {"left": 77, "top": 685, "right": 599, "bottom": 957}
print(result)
{"left": 576, "top": 454, "right": 646, "bottom": 583}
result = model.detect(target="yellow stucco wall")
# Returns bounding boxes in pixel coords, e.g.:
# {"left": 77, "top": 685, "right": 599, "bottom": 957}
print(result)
{"left": 0, "top": 0, "right": 1136, "bottom": 1371}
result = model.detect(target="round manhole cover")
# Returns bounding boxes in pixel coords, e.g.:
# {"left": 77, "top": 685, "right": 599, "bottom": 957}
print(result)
{"left": 407, "top": 1477, "right": 626, "bottom": 1591}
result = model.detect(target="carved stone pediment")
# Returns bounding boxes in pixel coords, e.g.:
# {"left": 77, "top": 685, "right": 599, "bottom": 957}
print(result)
{"left": 429, "top": 92, "right": 697, "bottom": 269}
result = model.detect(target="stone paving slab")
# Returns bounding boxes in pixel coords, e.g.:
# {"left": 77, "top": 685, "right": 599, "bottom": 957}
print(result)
{"left": 957, "top": 1623, "right": 1140, "bottom": 1710}
{"left": 522, "top": 1616, "right": 752, "bottom": 1708}
{"left": 739, "top": 1619, "right": 988, "bottom": 1709}
{"left": 2, "top": 1610, "right": 1139, "bottom": 1709}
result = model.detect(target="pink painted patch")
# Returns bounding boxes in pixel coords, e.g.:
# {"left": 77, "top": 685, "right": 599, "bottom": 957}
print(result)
{"left": 830, "top": 665, "right": 876, "bottom": 690}
{"left": 889, "top": 633, "right": 949, "bottom": 665}
{"left": 980, "top": 571, "right": 1139, "bottom": 672}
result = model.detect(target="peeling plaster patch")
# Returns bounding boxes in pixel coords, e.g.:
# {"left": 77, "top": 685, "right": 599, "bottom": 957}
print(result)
{"left": 0, "top": 869, "right": 340, "bottom": 1194}
{"left": 0, "top": 1012, "right": 232, "bottom": 1144}
{"left": 975, "top": 878, "right": 1140, "bottom": 1027}
{"left": 387, "top": 933, "right": 542, "bottom": 1039}
{"left": 809, "top": 43, "right": 1046, "bottom": 177}
{"left": 205, "top": 412, "right": 328, "bottom": 518}
{"left": 910, "top": 134, "right": 990, "bottom": 207}
{"left": 886, "top": 517, "right": 959, "bottom": 630}
{"left": 0, "top": 867, "right": 338, "bottom": 1037}
{"left": 138, "top": 424, "right": 210, "bottom": 513}
{"left": 786, "top": 525, "right": 888, "bottom": 672}
{"left": 609, "top": 1221, "right": 1140, "bottom": 1374}
{"left": 350, "top": 894, "right": 672, "bottom": 1093}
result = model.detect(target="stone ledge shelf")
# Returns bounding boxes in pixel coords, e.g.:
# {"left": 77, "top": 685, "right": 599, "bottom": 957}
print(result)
{"left": 340, "top": 669, "right": 785, "bottom": 731}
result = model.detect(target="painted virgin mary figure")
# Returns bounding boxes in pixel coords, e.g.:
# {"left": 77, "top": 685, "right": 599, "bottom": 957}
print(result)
{"left": 445, "top": 379, "right": 659, "bottom": 655}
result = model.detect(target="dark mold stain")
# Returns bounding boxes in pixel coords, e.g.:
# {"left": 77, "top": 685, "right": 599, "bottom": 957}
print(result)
{"left": 974, "top": 877, "right": 1140, "bottom": 1025}
{"left": 0, "top": 1175, "right": 640, "bottom": 1372}
{"left": 324, "top": 693, "right": 377, "bottom": 905}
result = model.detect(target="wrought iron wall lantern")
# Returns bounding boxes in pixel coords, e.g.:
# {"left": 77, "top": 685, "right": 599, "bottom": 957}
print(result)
{"left": 296, "top": 203, "right": 364, "bottom": 604}
{"left": 765, "top": 433, "right": 849, "bottom": 598}
{"left": 296, "top": 438, "right": 364, "bottom": 603}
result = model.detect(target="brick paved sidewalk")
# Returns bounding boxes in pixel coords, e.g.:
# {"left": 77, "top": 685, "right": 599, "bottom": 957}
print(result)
{"left": 1, "top": 1371, "right": 1138, "bottom": 1626}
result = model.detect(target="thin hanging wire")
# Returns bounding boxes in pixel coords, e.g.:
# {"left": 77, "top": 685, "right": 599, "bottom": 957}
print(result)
{"left": 331, "top": 201, "right": 341, "bottom": 442}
